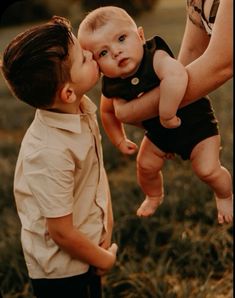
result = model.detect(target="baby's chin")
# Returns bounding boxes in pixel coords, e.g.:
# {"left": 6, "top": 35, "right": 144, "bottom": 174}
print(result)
{"left": 121, "top": 65, "right": 140, "bottom": 79}
{"left": 103, "top": 69, "right": 137, "bottom": 79}
{"left": 100, "top": 61, "right": 139, "bottom": 79}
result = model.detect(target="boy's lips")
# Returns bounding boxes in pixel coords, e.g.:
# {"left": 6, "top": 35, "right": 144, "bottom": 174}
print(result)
{"left": 118, "top": 58, "right": 129, "bottom": 67}
{"left": 94, "top": 60, "right": 100, "bottom": 72}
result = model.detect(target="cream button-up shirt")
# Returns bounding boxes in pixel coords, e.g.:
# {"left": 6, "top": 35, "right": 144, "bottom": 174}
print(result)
{"left": 14, "top": 96, "right": 110, "bottom": 278}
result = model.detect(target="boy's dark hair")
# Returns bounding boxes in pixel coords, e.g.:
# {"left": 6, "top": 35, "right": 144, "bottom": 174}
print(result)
{"left": 0, "top": 16, "right": 74, "bottom": 109}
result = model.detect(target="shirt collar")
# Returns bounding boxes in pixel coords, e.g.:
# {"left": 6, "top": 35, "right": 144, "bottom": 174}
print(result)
{"left": 36, "top": 96, "right": 97, "bottom": 134}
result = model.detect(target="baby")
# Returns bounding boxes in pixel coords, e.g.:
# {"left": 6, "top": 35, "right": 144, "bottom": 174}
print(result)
{"left": 78, "top": 6, "right": 233, "bottom": 224}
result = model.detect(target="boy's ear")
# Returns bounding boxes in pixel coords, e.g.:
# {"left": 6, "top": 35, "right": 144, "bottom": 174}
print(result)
{"left": 138, "top": 26, "right": 145, "bottom": 43}
{"left": 60, "top": 83, "right": 76, "bottom": 104}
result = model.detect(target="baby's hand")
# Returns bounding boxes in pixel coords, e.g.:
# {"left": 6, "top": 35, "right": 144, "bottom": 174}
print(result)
{"left": 117, "top": 138, "right": 138, "bottom": 155}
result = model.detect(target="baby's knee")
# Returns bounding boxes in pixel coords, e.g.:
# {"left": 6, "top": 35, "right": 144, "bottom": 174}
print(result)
{"left": 137, "top": 154, "right": 157, "bottom": 173}
{"left": 194, "top": 164, "right": 220, "bottom": 182}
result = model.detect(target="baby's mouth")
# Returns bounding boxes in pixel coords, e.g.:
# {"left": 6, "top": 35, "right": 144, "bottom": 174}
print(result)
{"left": 118, "top": 58, "right": 129, "bottom": 67}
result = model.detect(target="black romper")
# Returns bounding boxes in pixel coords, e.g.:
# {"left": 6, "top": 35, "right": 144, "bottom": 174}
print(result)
{"left": 102, "top": 36, "right": 219, "bottom": 160}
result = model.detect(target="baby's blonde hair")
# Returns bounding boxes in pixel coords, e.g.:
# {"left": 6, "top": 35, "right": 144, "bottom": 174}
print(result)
{"left": 78, "top": 6, "right": 137, "bottom": 35}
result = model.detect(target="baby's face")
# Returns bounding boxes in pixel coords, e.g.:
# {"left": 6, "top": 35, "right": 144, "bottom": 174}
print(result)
{"left": 78, "top": 21, "right": 145, "bottom": 79}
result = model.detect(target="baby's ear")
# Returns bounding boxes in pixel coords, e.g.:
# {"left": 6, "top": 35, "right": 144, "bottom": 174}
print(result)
{"left": 60, "top": 83, "right": 76, "bottom": 104}
{"left": 138, "top": 26, "right": 145, "bottom": 43}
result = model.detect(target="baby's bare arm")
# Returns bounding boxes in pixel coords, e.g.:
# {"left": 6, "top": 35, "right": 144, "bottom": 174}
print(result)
{"left": 101, "top": 95, "right": 127, "bottom": 147}
{"left": 153, "top": 50, "right": 188, "bottom": 121}
{"left": 101, "top": 95, "right": 138, "bottom": 154}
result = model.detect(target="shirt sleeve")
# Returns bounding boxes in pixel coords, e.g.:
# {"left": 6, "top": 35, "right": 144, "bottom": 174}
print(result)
{"left": 187, "top": 0, "right": 204, "bottom": 29}
{"left": 23, "top": 148, "right": 75, "bottom": 218}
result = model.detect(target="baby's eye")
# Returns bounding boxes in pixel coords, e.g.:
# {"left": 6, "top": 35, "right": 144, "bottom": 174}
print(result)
{"left": 99, "top": 50, "right": 108, "bottom": 57}
{"left": 119, "top": 35, "right": 126, "bottom": 42}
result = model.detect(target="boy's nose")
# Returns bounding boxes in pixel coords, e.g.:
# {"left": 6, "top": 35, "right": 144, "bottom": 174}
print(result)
{"left": 84, "top": 50, "right": 93, "bottom": 60}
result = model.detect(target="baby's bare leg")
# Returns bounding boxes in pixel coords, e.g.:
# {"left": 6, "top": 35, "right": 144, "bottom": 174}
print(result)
{"left": 136, "top": 136, "right": 165, "bottom": 217}
{"left": 190, "top": 135, "right": 233, "bottom": 224}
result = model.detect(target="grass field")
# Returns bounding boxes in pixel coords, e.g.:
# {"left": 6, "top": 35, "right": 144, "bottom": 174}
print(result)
{"left": 0, "top": 1, "right": 233, "bottom": 297}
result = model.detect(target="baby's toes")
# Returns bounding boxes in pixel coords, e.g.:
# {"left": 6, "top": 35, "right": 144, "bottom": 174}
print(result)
{"left": 218, "top": 213, "right": 224, "bottom": 224}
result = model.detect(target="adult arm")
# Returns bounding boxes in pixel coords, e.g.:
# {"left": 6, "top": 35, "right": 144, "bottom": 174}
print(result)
{"left": 179, "top": 0, "right": 233, "bottom": 102}
{"left": 114, "top": 0, "right": 233, "bottom": 123}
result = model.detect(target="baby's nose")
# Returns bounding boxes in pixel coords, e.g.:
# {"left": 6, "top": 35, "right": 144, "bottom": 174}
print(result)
{"left": 111, "top": 47, "right": 122, "bottom": 58}
{"left": 113, "top": 51, "right": 121, "bottom": 58}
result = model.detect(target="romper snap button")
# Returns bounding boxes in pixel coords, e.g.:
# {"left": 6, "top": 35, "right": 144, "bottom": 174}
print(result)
{"left": 131, "top": 77, "right": 139, "bottom": 85}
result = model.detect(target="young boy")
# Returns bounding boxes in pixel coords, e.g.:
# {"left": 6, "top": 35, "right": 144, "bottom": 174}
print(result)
{"left": 78, "top": 6, "right": 233, "bottom": 224}
{"left": 1, "top": 16, "right": 117, "bottom": 298}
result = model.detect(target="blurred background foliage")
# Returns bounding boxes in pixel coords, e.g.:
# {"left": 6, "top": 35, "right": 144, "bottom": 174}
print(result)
{"left": 0, "top": 0, "right": 233, "bottom": 297}
{"left": 0, "top": 0, "right": 158, "bottom": 26}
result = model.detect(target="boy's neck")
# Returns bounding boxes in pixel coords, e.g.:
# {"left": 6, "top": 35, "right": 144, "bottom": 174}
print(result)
{"left": 48, "top": 96, "right": 83, "bottom": 114}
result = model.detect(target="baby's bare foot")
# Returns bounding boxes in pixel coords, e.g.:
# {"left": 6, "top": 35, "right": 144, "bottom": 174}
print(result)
{"left": 136, "top": 195, "right": 163, "bottom": 217}
{"left": 215, "top": 195, "right": 233, "bottom": 224}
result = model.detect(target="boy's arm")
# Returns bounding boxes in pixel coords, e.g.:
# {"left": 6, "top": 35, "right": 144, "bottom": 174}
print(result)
{"left": 101, "top": 94, "right": 138, "bottom": 155}
{"left": 47, "top": 213, "right": 118, "bottom": 272}
{"left": 94, "top": 171, "right": 115, "bottom": 276}
{"left": 99, "top": 171, "right": 113, "bottom": 250}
